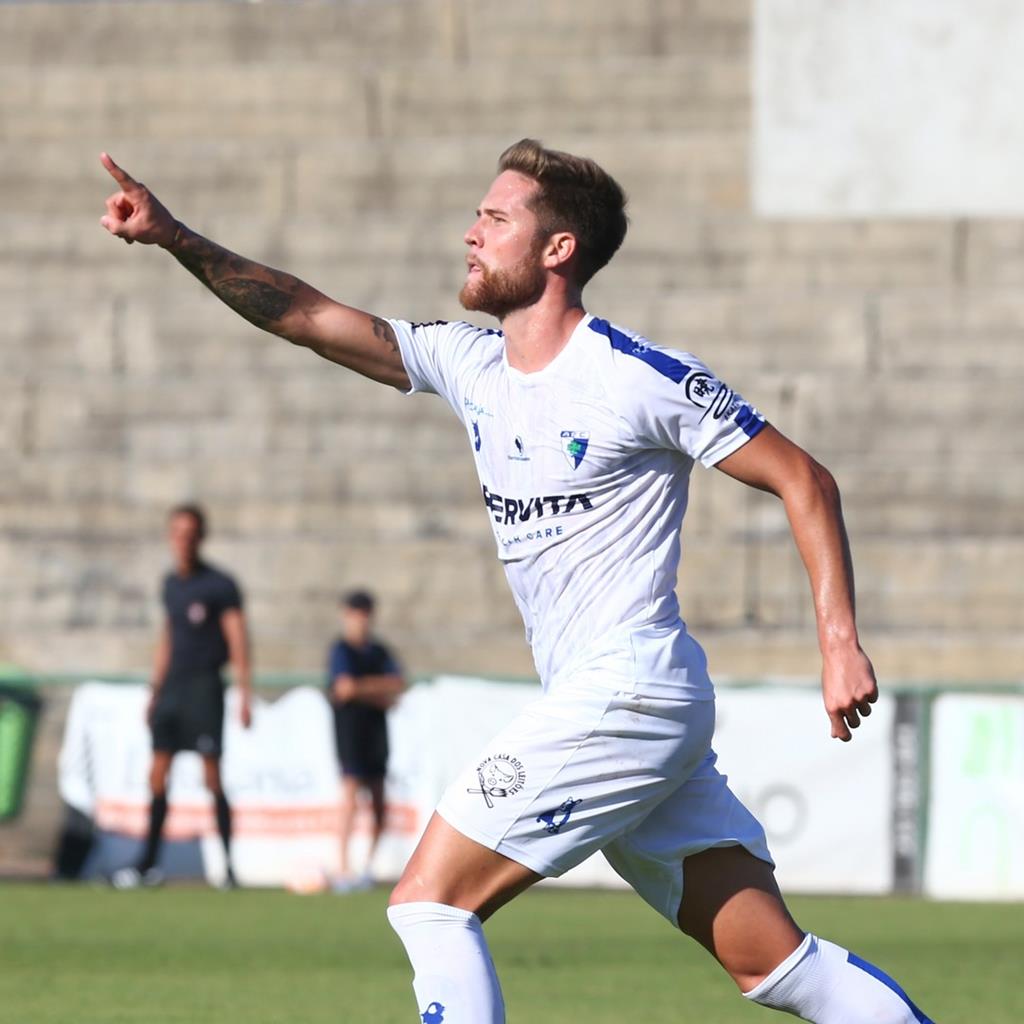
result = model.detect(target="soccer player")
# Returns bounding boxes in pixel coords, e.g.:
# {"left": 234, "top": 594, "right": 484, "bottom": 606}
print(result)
{"left": 100, "top": 143, "right": 935, "bottom": 1021}
{"left": 113, "top": 504, "right": 252, "bottom": 889}
{"left": 327, "top": 589, "right": 405, "bottom": 891}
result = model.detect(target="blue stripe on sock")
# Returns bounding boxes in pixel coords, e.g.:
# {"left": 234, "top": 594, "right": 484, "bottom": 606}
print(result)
{"left": 847, "top": 952, "right": 934, "bottom": 1024}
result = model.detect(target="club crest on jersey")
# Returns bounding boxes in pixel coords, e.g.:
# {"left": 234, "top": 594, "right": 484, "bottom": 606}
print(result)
{"left": 560, "top": 430, "right": 590, "bottom": 469}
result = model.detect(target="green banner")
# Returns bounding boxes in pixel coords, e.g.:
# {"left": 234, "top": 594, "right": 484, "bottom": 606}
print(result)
{"left": 0, "top": 687, "right": 42, "bottom": 822}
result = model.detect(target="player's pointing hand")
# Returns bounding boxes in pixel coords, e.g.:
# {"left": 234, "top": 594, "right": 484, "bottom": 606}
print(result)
{"left": 99, "top": 152, "right": 179, "bottom": 248}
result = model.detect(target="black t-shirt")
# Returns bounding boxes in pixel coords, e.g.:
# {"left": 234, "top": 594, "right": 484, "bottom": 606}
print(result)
{"left": 326, "top": 638, "right": 399, "bottom": 763}
{"left": 162, "top": 561, "right": 243, "bottom": 684}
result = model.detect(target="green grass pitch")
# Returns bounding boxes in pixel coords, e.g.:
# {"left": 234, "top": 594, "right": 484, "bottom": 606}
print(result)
{"left": 2, "top": 884, "right": 1019, "bottom": 1022}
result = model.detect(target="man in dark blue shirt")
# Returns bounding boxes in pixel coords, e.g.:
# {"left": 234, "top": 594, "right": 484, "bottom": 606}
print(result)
{"left": 327, "top": 590, "right": 404, "bottom": 890}
{"left": 113, "top": 504, "right": 252, "bottom": 889}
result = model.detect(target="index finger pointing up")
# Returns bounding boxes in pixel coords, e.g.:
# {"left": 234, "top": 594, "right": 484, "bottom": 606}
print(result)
{"left": 100, "top": 152, "right": 140, "bottom": 191}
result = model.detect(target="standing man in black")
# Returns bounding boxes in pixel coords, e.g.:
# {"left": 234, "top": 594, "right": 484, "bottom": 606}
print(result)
{"left": 327, "top": 590, "right": 404, "bottom": 891}
{"left": 113, "top": 504, "right": 252, "bottom": 888}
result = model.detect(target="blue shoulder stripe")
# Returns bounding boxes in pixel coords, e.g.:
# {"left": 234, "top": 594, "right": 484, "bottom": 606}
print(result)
{"left": 588, "top": 317, "right": 691, "bottom": 384}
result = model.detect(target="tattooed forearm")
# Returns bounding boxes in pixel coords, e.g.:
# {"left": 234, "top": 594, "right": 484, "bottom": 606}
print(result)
{"left": 170, "top": 227, "right": 302, "bottom": 332}
{"left": 216, "top": 279, "right": 296, "bottom": 330}
{"left": 162, "top": 223, "right": 411, "bottom": 388}
{"left": 371, "top": 316, "right": 400, "bottom": 355}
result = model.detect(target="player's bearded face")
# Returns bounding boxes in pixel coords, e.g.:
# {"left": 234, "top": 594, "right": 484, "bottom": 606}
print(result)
{"left": 459, "top": 234, "right": 548, "bottom": 319}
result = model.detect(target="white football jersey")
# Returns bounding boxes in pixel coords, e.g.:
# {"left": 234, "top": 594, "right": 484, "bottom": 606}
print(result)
{"left": 390, "top": 313, "right": 766, "bottom": 697}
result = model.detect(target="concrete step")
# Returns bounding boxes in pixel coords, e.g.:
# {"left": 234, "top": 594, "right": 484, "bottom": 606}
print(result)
{"left": 0, "top": 0, "right": 463, "bottom": 66}
{"left": 2, "top": 131, "right": 748, "bottom": 222}
{"left": 0, "top": 53, "right": 746, "bottom": 141}
{"left": 0, "top": 0, "right": 747, "bottom": 68}
{"left": 756, "top": 537, "right": 1024, "bottom": 632}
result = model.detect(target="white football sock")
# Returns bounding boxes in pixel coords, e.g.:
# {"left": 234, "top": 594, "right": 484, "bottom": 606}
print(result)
{"left": 744, "top": 933, "right": 934, "bottom": 1023}
{"left": 387, "top": 902, "right": 505, "bottom": 1023}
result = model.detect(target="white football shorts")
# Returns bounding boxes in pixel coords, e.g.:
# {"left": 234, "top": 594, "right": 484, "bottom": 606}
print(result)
{"left": 435, "top": 655, "right": 773, "bottom": 926}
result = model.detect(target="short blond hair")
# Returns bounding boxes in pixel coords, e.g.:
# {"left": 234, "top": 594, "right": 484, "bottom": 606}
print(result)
{"left": 498, "top": 138, "right": 628, "bottom": 286}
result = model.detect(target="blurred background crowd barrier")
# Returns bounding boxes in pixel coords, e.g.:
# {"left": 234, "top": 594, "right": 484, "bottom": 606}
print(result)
{"left": 3, "top": 674, "right": 1023, "bottom": 900}
{"left": 0, "top": 0, "right": 1021, "bottom": 891}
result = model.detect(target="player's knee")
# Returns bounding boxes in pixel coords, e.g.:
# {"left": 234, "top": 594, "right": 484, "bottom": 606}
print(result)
{"left": 388, "top": 876, "right": 423, "bottom": 908}
{"left": 148, "top": 768, "right": 168, "bottom": 796}
{"left": 389, "top": 873, "right": 454, "bottom": 909}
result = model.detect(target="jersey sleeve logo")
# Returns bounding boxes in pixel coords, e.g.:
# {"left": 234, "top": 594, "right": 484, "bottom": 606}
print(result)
{"left": 560, "top": 430, "right": 590, "bottom": 469}
{"left": 685, "top": 371, "right": 737, "bottom": 422}
{"left": 684, "top": 371, "right": 765, "bottom": 438}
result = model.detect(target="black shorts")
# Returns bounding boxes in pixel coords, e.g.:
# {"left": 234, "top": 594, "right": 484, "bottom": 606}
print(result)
{"left": 152, "top": 674, "right": 225, "bottom": 757}
{"left": 334, "top": 715, "right": 388, "bottom": 779}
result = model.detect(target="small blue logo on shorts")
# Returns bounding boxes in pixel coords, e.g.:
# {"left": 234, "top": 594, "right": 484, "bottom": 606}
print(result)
{"left": 421, "top": 1001, "right": 445, "bottom": 1023}
{"left": 472, "top": 421, "right": 482, "bottom": 451}
{"left": 537, "top": 797, "right": 583, "bottom": 834}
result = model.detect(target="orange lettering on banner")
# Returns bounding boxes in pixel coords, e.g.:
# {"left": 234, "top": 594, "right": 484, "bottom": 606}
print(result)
{"left": 95, "top": 800, "right": 419, "bottom": 840}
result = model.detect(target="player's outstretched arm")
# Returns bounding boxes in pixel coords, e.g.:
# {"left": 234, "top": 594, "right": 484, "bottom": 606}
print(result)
{"left": 716, "top": 425, "right": 878, "bottom": 742}
{"left": 98, "top": 153, "right": 411, "bottom": 390}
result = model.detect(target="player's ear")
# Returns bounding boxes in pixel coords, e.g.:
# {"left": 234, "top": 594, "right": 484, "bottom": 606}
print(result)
{"left": 542, "top": 231, "right": 577, "bottom": 270}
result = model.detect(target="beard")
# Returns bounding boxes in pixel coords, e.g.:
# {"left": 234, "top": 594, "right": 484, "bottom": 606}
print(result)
{"left": 459, "top": 247, "right": 547, "bottom": 320}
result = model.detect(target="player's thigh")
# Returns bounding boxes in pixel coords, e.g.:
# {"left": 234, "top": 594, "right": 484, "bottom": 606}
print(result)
{"left": 189, "top": 689, "right": 225, "bottom": 760}
{"left": 338, "top": 774, "right": 360, "bottom": 805}
{"left": 150, "top": 701, "right": 181, "bottom": 767}
{"left": 677, "top": 844, "right": 803, "bottom": 989}
{"left": 390, "top": 811, "right": 543, "bottom": 921}
{"left": 601, "top": 749, "right": 774, "bottom": 925}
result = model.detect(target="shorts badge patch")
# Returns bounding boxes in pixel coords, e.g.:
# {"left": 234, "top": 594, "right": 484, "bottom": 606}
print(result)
{"left": 467, "top": 753, "right": 527, "bottom": 808}
{"left": 421, "top": 1002, "right": 446, "bottom": 1024}
{"left": 537, "top": 797, "right": 583, "bottom": 834}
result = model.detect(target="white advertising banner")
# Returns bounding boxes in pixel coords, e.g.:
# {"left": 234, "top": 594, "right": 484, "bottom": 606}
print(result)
{"left": 59, "top": 678, "right": 895, "bottom": 893}
{"left": 712, "top": 687, "right": 895, "bottom": 894}
{"left": 59, "top": 682, "right": 428, "bottom": 887}
{"left": 924, "top": 694, "right": 1024, "bottom": 900}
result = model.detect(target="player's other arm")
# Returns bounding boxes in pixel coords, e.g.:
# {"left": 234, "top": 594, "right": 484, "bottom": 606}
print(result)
{"left": 332, "top": 673, "right": 403, "bottom": 711}
{"left": 98, "top": 153, "right": 411, "bottom": 390}
{"left": 148, "top": 617, "right": 172, "bottom": 724}
{"left": 357, "top": 671, "right": 406, "bottom": 711}
{"left": 715, "top": 425, "right": 878, "bottom": 742}
{"left": 221, "top": 608, "right": 253, "bottom": 729}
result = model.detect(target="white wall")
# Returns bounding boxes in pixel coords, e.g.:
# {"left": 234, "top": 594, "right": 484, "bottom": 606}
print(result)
{"left": 755, "top": 0, "right": 1024, "bottom": 215}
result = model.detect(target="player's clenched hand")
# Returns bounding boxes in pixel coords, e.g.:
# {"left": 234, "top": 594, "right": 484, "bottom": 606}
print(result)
{"left": 99, "top": 152, "right": 178, "bottom": 247}
{"left": 821, "top": 644, "right": 878, "bottom": 742}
